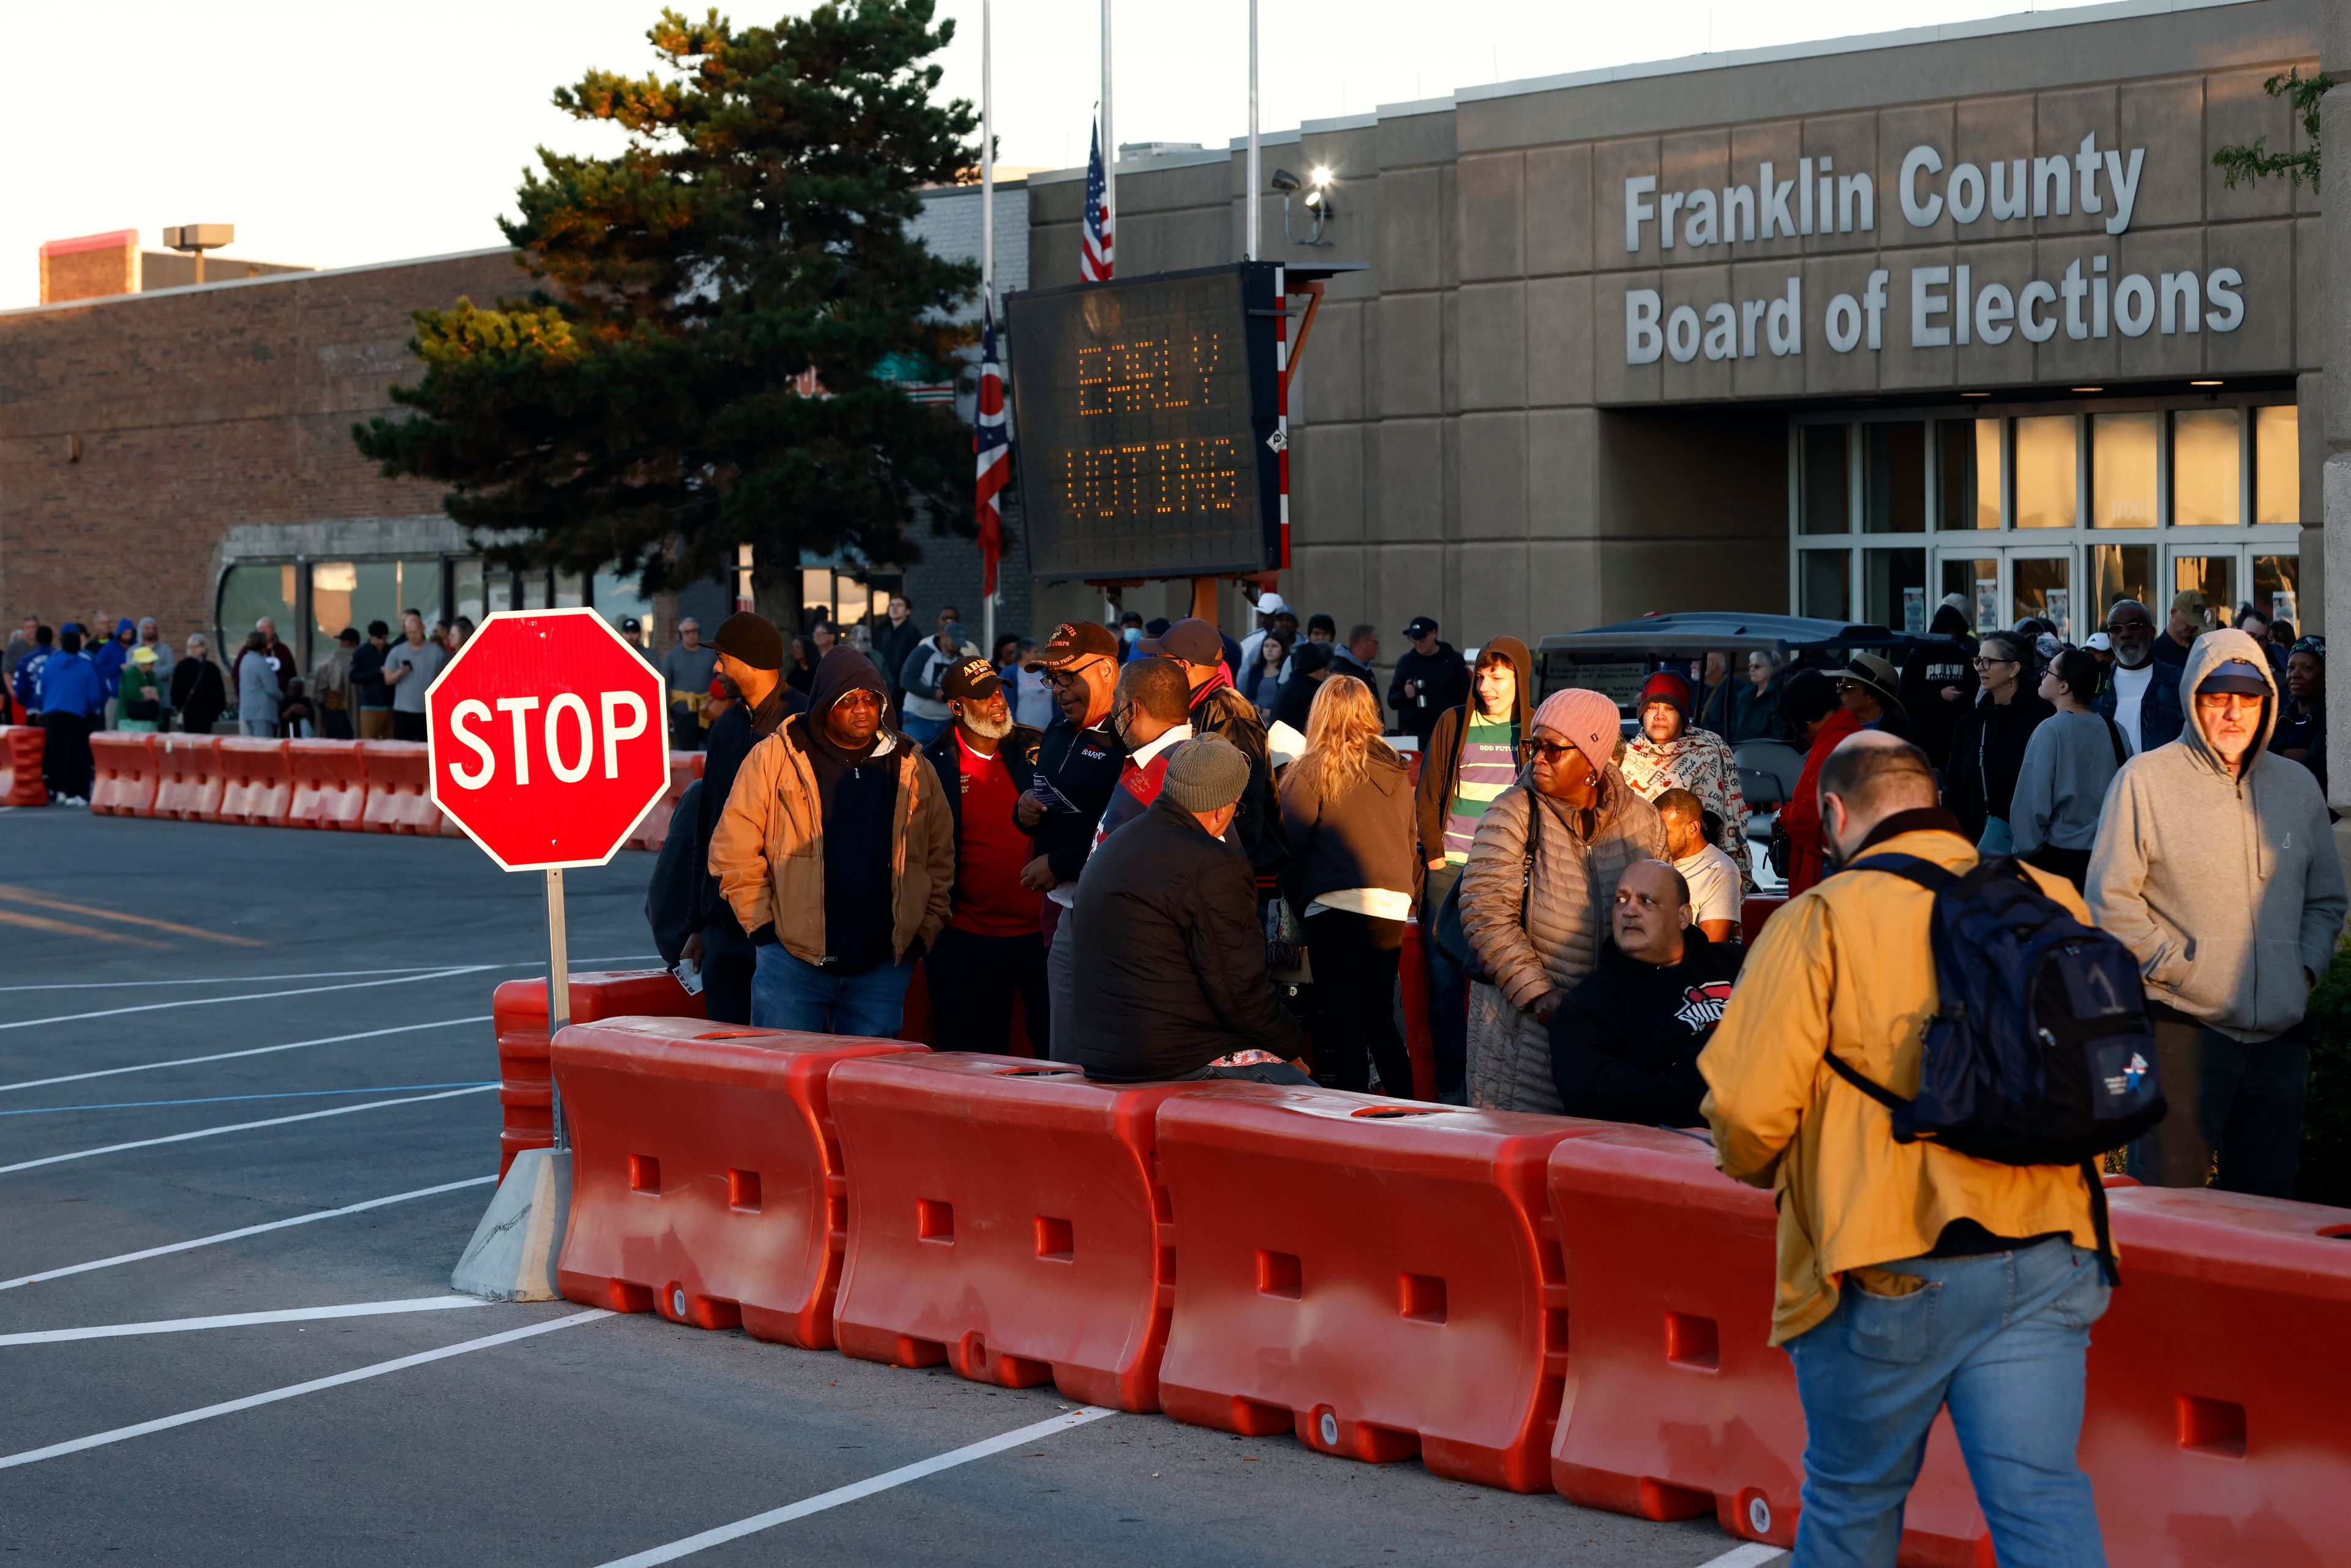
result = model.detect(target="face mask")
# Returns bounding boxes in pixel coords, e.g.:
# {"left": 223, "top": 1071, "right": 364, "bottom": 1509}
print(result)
{"left": 1122, "top": 627, "right": 1142, "bottom": 645}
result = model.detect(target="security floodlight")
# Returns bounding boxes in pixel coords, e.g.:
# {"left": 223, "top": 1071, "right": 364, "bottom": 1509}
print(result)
{"left": 1269, "top": 168, "right": 1301, "bottom": 193}
{"left": 1309, "top": 166, "right": 1333, "bottom": 187}
{"left": 162, "top": 223, "right": 234, "bottom": 285}
{"left": 1277, "top": 167, "right": 1335, "bottom": 247}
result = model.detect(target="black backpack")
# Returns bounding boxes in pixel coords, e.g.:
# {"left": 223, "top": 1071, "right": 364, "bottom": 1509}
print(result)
{"left": 1826, "top": 853, "right": 2168, "bottom": 1282}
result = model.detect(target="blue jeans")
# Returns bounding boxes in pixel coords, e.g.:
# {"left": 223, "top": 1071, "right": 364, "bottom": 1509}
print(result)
{"left": 750, "top": 946, "right": 914, "bottom": 1038}
{"left": 1785, "top": 1237, "right": 2110, "bottom": 1568}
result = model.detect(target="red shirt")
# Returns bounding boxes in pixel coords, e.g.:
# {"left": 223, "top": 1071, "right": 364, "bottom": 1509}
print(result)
{"left": 948, "top": 734, "right": 1043, "bottom": 937}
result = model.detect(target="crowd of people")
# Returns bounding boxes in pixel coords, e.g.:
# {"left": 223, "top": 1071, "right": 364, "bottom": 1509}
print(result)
{"left": 1, "top": 607, "right": 482, "bottom": 802}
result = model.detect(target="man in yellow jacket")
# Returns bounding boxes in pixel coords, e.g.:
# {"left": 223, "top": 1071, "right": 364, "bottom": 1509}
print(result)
{"left": 710, "top": 645, "right": 954, "bottom": 1037}
{"left": 1702, "top": 730, "right": 2110, "bottom": 1566}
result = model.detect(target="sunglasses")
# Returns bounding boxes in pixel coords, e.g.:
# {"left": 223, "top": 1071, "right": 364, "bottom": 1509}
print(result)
{"left": 2107, "top": 620, "right": 2154, "bottom": 636}
{"left": 1518, "top": 739, "right": 1582, "bottom": 763}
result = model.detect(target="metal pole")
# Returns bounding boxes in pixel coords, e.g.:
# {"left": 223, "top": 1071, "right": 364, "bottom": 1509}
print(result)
{"left": 983, "top": 0, "right": 999, "bottom": 659}
{"left": 1101, "top": 0, "right": 1114, "bottom": 262}
{"left": 1246, "top": 0, "right": 1259, "bottom": 261}
{"left": 545, "top": 866, "right": 571, "bottom": 1151}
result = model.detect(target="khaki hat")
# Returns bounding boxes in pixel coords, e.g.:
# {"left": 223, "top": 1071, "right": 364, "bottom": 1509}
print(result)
{"left": 1840, "top": 651, "right": 1906, "bottom": 715}
{"left": 2172, "top": 588, "right": 2213, "bottom": 624}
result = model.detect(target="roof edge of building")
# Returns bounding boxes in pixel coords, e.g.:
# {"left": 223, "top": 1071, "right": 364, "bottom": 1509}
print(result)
{"left": 1, "top": 244, "right": 518, "bottom": 320}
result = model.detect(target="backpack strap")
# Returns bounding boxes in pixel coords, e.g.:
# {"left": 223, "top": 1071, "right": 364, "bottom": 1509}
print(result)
{"left": 1845, "top": 852, "right": 1960, "bottom": 894}
{"left": 1821, "top": 1048, "right": 1911, "bottom": 1115}
{"left": 2083, "top": 1160, "right": 2121, "bottom": 1288}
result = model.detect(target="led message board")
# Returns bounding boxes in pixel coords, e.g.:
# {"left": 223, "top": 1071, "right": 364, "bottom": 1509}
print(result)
{"left": 1004, "top": 263, "right": 1284, "bottom": 583}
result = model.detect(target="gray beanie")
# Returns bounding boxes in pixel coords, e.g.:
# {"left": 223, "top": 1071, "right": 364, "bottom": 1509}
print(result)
{"left": 1161, "top": 733, "right": 1250, "bottom": 814}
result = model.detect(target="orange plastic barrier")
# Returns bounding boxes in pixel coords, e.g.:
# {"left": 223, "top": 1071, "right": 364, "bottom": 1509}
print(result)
{"left": 357, "top": 740, "right": 438, "bottom": 834}
{"left": 1153, "top": 1087, "right": 1595, "bottom": 1490}
{"left": 553, "top": 1017, "right": 916, "bottom": 1344}
{"left": 88, "top": 732, "right": 159, "bottom": 817}
{"left": 1739, "top": 895, "right": 1786, "bottom": 947}
{"left": 828, "top": 1054, "right": 1197, "bottom": 1411}
{"left": 492, "top": 969, "right": 706, "bottom": 1179}
{"left": 628, "top": 749, "right": 705, "bottom": 852}
{"left": 2079, "top": 1186, "right": 2351, "bottom": 1565}
{"left": 0, "top": 726, "right": 40, "bottom": 807}
{"left": 214, "top": 737, "right": 293, "bottom": 826}
{"left": 152, "top": 733, "right": 221, "bottom": 820}
{"left": 287, "top": 739, "right": 368, "bottom": 829}
{"left": 1545, "top": 1125, "right": 1989, "bottom": 1558}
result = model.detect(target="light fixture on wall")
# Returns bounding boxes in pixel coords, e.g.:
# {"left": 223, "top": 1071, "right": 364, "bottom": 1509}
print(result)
{"left": 1270, "top": 166, "right": 1336, "bottom": 247}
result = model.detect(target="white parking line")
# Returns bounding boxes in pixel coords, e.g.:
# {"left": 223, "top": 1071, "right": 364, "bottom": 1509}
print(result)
{"left": 596, "top": 1406, "right": 1119, "bottom": 1566}
{"left": 0, "top": 1016, "right": 493, "bottom": 1095}
{"left": 0, "top": 1086, "right": 498, "bottom": 1176}
{"left": 0, "top": 1174, "right": 497, "bottom": 1292}
{"left": 0, "top": 1295, "right": 486, "bottom": 1346}
{"left": 0, "top": 1308, "right": 610, "bottom": 1471}
{"left": 0, "top": 953, "right": 660, "bottom": 994}
{"left": 1697, "top": 1547, "right": 1787, "bottom": 1567}
{"left": 0, "top": 968, "right": 491, "bottom": 1032}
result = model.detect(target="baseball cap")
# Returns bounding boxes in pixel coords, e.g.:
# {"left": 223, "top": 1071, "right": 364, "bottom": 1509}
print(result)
{"left": 1026, "top": 620, "right": 1120, "bottom": 671}
{"left": 1140, "top": 617, "right": 1224, "bottom": 667}
{"left": 2198, "top": 658, "right": 2270, "bottom": 696}
{"left": 941, "top": 655, "right": 1003, "bottom": 703}
{"left": 2173, "top": 588, "right": 2213, "bottom": 620}
{"left": 710, "top": 612, "right": 784, "bottom": 671}
{"left": 1254, "top": 591, "right": 1288, "bottom": 615}
{"left": 1403, "top": 616, "right": 1440, "bottom": 640}
{"left": 2085, "top": 631, "right": 2113, "bottom": 653}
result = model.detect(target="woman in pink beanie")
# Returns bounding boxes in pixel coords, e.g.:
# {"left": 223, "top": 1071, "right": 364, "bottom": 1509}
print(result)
{"left": 1456, "top": 687, "right": 1666, "bottom": 1111}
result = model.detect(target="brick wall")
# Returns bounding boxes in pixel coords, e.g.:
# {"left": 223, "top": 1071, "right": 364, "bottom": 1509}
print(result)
{"left": 0, "top": 247, "right": 519, "bottom": 642}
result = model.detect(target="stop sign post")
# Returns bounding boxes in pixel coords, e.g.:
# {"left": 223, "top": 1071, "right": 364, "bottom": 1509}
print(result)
{"left": 427, "top": 609, "right": 669, "bottom": 1146}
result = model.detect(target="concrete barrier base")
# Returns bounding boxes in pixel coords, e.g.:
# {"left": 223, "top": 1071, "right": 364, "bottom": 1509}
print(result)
{"left": 451, "top": 1147, "right": 571, "bottom": 1302}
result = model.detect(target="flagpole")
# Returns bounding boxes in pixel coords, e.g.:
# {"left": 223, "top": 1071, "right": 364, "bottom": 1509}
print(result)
{"left": 1246, "top": 0, "right": 1259, "bottom": 261}
{"left": 981, "top": 0, "right": 997, "bottom": 653}
{"left": 1100, "top": 0, "right": 1114, "bottom": 259}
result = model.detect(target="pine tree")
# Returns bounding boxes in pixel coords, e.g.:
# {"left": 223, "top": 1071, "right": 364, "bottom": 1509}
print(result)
{"left": 354, "top": 3, "right": 981, "bottom": 611}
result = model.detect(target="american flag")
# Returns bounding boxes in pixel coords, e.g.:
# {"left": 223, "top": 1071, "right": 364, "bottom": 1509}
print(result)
{"left": 973, "top": 294, "right": 1009, "bottom": 596}
{"left": 1081, "top": 119, "right": 1113, "bottom": 281}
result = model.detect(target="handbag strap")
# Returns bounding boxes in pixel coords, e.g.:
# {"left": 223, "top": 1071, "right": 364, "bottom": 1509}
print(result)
{"left": 1516, "top": 784, "right": 1541, "bottom": 931}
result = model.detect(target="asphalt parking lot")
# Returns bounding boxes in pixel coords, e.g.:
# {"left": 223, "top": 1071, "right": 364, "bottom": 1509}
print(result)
{"left": 0, "top": 806, "right": 1776, "bottom": 1567}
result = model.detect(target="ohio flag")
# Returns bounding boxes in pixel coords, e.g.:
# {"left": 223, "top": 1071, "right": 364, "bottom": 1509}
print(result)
{"left": 1081, "top": 120, "right": 1113, "bottom": 281}
{"left": 973, "top": 294, "right": 1008, "bottom": 595}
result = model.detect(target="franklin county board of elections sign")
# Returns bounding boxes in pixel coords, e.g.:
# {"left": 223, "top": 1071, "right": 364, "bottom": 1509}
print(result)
{"left": 425, "top": 608, "right": 669, "bottom": 872}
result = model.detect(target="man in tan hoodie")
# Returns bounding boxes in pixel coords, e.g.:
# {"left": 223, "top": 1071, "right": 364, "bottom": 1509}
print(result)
{"left": 710, "top": 645, "right": 954, "bottom": 1037}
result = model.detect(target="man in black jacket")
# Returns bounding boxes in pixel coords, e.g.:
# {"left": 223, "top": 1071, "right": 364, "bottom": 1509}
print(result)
{"left": 872, "top": 594, "right": 924, "bottom": 714}
{"left": 684, "top": 613, "right": 803, "bottom": 1023}
{"left": 1018, "top": 621, "right": 1127, "bottom": 1057}
{"left": 1550, "top": 858, "right": 1743, "bottom": 1126}
{"left": 1387, "top": 616, "right": 1470, "bottom": 752}
{"left": 1064, "top": 735, "right": 1302, "bottom": 1081}
{"left": 921, "top": 656, "right": 1048, "bottom": 1054}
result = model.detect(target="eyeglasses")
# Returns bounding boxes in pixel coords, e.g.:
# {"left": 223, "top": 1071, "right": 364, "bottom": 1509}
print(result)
{"left": 1044, "top": 659, "right": 1107, "bottom": 689}
{"left": 1971, "top": 656, "right": 2015, "bottom": 670}
{"left": 2106, "top": 620, "right": 2153, "bottom": 636}
{"left": 1518, "top": 739, "right": 1580, "bottom": 763}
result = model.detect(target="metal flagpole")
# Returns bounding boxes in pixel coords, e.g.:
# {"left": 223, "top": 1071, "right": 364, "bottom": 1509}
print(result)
{"left": 1101, "top": 0, "right": 1114, "bottom": 261}
{"left": 982, "top": 0, "right": 997, "bottom": 655}
{"left": 544, "top": 867, "right": 570, "bottom": 1150}
{"left": 1247, "top": 0, "right": 1259, "bottom": 261}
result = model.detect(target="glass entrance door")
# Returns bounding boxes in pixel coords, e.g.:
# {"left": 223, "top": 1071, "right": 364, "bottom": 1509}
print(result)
{"left": 1936, "top": 548, "right": 2079, "bottom": 640}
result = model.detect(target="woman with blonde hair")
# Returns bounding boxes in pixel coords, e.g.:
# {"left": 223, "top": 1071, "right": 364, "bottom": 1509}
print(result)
{"left": 1277, "top": 673, "right": 1420, "bottom": 1097}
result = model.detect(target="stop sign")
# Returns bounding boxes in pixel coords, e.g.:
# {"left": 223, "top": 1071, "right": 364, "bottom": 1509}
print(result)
{"left": 426, "top": 608, "right": 669, "bottom": 871}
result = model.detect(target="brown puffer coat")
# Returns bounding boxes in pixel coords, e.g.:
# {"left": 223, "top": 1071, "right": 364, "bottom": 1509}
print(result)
{"left": 1459, "top": 767, "right": 1665, "bottom": 1112}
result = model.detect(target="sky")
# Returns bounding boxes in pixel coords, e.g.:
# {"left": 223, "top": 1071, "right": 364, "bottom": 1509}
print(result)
{"left": 4, "top": 0, "right": 2111, "bottom": 311}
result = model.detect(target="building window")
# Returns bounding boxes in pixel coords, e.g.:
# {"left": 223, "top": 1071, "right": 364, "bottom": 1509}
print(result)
{"left": 2254, "top": 553, "right": 2303, "bottom": 631}
{"left": 217, "top": 563, "right": 298, "bottom": 658}
{"left": 2172, "top": 408, "right": 2241, "bottom": 528}
{"left": 1799, "top": 425, "right": 1849, "bottom": 536}
{"left": 2088, "top": 546, "right": 2154, "bottom": 626}
{"left": 2090, "top": 412, "right": 2159, "bottom": 530}
{"left": 1937, "top": 419, "right": 2000, "bottom": 531}
{"left": 1941, "top": 556, "right": 2003, "bottom": 635}
{"left": 2255, "top": 405, "right": 2301, "bottom": 525}
{"left": 2011, "top": 554, "right": 2075, "bottom": 639}
{"left": 2013, "top": 416, "right": 2077, "bottom": 530}
{"left": 1863, "top": 548, "right": 1927, "bottom": 631}
{"left": 1862, "top": 424, "right": 1924, "bottom": 533}
{"left": 1799, "top": 550, "right": 1851, "bottom": 620}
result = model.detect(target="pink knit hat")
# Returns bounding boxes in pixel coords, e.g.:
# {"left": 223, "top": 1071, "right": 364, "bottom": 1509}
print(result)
{"left": 1531, "top": 688, "right": 1619, "bottom": 777}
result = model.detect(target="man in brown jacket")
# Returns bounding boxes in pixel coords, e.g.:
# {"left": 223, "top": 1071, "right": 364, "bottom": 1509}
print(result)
{"left": 711, "top": 645, "right": 954, "bottom": 1037}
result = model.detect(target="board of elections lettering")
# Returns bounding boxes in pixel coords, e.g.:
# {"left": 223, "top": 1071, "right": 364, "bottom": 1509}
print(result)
{"left": 1005, "top": 263, "right": 1284, "bottom": 584}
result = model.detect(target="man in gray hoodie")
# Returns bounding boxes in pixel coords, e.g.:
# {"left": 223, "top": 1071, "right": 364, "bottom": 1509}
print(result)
{"left": 2088, "top": 628, "right": 2347, "bottom": 1198}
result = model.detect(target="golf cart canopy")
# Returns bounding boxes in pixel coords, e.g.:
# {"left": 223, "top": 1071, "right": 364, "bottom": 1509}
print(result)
{"left": 1535, "top": 613, "right": 1972, "bottom": 707}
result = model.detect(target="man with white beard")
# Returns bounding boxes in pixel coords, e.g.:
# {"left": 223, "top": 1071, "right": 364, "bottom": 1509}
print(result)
{"left": 919, "top": 656, "right": 1052, "bottom": 1054}
{"left": 2093, "top": 598, "right": 2185, "bottom": 755}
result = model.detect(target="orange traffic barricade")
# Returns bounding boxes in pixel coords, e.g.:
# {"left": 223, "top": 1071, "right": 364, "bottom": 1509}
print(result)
{"left": 1153, "top": 1087, "right": 1596, "bottom": 1490}
{"left": 287, "top": 738, "right": 368, "bottom": 829}
{"left": 627, "top": 749, "right": 703, "bottom": 852}
{"left": 2079, "top": 1185, "right": 2351, "bottom": 1565}
{"left": 152, "top": 733, "right": 221, "bottom": 820}
{"left": 553, "top": 1017, "right": 917, "bottom": 1345}
{"left": 214, "top": 736, "right": 293, "bottom": 826}
{"left": 492, "top": 969, "right": 707, "bottom": 1179}
{"left": 87, "top": 732, "right": 159, "bottom": 817}
{"left": 0, "top": 726, "right": 43, "bottom": 806}
{"left": 828, "top": 1054, "right": 1199, "bottom": 1411}
{"left": 356, "top": 740, "right": 438, "bottom": 833}
{"left": 1545, "top": 1125, "right": 1992, "bottom": 1558}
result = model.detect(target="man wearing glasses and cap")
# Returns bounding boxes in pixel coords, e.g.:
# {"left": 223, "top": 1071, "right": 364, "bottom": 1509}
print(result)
{"left": 1015, "top": 622, "right": 1131, "bottom": 1052}
{"left": 2090, "top": 629, "right": 2347, "bottom": 1198}
{"left": 2093, "top": 598, "right": 2184, "bottom": 756}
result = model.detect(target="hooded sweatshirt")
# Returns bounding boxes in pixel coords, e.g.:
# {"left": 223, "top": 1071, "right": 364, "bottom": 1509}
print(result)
{"left": 1414, "top": 636, "right": 1535, "bottom": 868}
{"left": 801, "top": 648, "right": 903, "bottom": 973}
{"left": 2088, "top": 629, "right": 2348, "bottom": 1043}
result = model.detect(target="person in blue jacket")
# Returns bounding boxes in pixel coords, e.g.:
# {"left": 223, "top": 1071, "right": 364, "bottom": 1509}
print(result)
{"left": 38, "top": 627, "right": 106, "bottom": 803}
{"left": 91, "top": 617, "right": 137, "bottom": 706}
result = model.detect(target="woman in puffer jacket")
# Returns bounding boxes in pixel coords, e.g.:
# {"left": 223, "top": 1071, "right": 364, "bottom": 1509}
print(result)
{"left": 1460, "top": 687, "right": 1666, "bottom": 1112}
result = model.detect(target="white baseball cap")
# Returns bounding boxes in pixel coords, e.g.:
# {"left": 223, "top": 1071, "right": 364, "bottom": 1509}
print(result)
{"left": 1255, "top": 591, "right": 1288, "bottom": 614}
{"left": 2085, "top": 632, "right": 2113, "bottom": 653}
